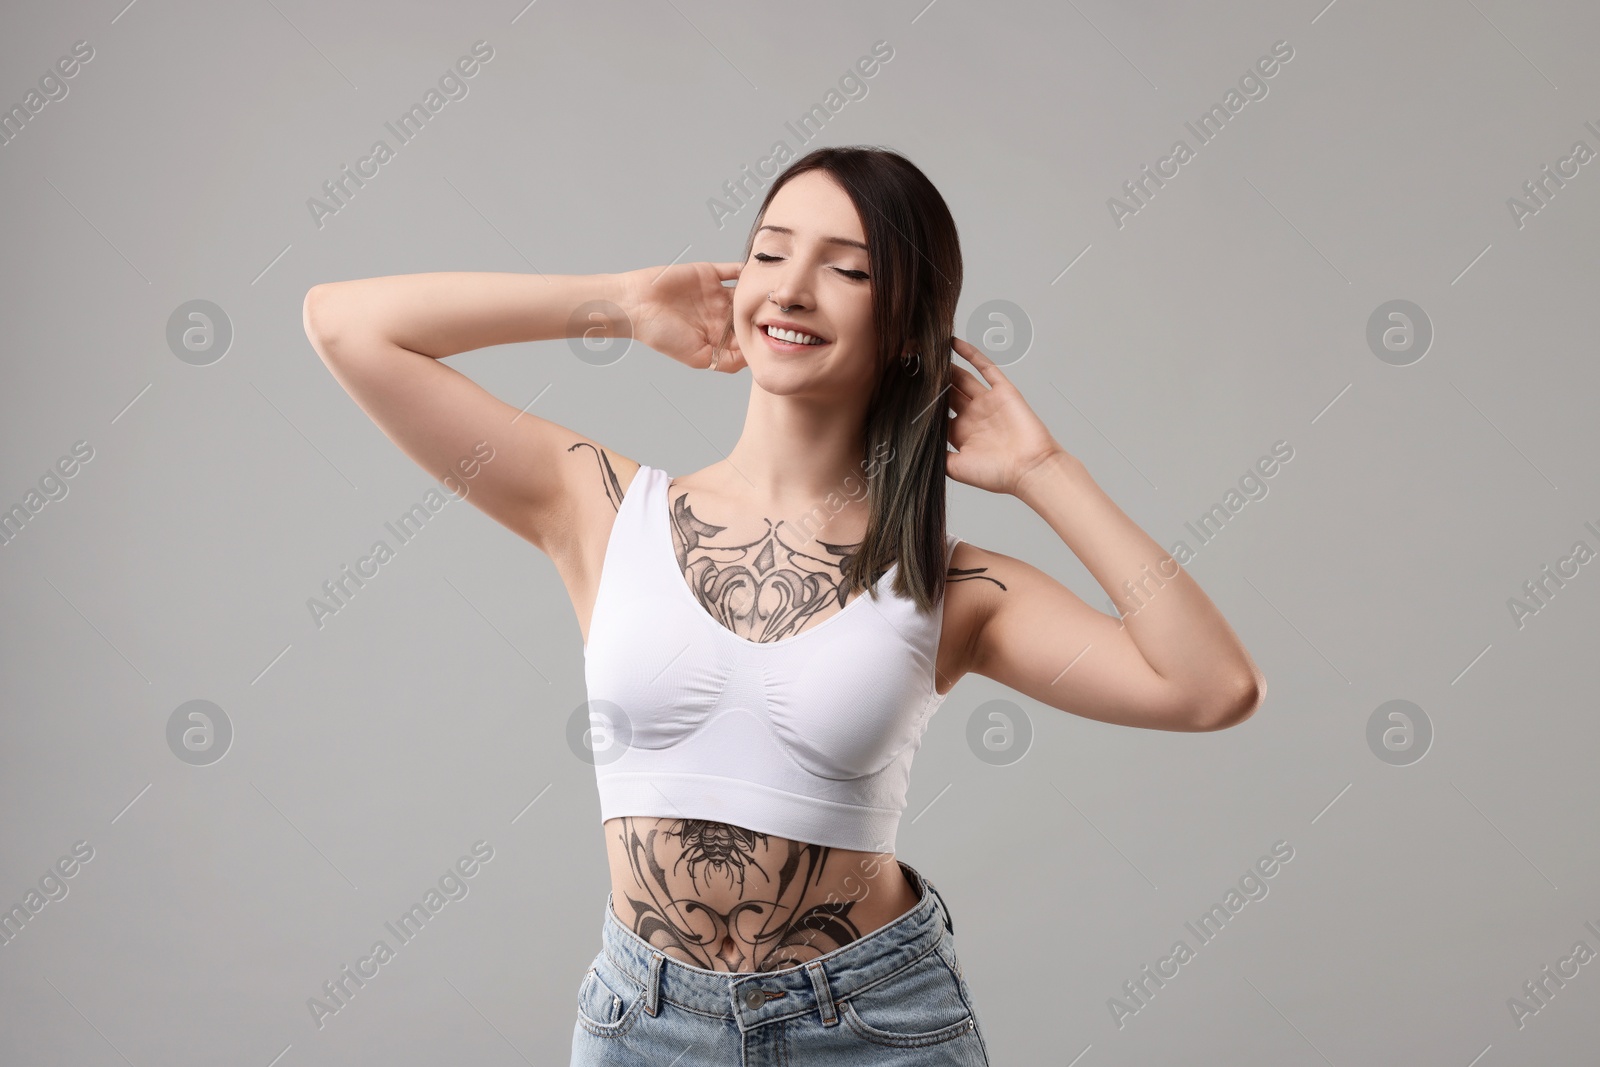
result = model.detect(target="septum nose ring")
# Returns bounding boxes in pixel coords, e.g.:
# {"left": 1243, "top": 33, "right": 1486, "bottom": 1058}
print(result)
{"left": 768, "top": 291, "right": 799, "bottom": 314}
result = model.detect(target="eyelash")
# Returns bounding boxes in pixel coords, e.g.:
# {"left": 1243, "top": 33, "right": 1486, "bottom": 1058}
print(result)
{"left": 752, "top": 252, "right": 869, "bottom": 281}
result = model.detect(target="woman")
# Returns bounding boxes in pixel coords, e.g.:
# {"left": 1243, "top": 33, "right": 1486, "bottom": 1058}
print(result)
{"left": 303, "top": 146, "right": 1263, "bottom": 1064}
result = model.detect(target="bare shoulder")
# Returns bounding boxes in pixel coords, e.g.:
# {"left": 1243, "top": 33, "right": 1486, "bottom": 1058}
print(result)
{"left": 547, "top": 443, "right": 645, "bottom": 644}
{"left": 556, "top": 444, "right": 645, "bottom": 562}
{"left": 935, "top": 538, "right": 1011, "bottom": 696}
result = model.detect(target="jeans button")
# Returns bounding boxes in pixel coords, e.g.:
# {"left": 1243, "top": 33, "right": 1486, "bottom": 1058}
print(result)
{"left": 743, "top": 988, "right": 764, "bottom": 1010}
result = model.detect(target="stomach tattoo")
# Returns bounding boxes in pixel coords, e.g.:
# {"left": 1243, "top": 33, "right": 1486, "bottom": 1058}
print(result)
{"left": 603, "top": 816, "right": 917, "bottom": 973}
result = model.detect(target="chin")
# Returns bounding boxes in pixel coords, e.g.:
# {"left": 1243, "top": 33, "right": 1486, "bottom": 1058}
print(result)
{"left": 745, "top": 360, "right": 810, "bottom": 391}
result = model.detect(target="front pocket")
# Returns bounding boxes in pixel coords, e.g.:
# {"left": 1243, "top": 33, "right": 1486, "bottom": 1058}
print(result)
{"left": 839, "top": 947, "right": 976, "bottom": 1048}
{"left": 575, "top": 964, "right": 642, "bottom": 1037}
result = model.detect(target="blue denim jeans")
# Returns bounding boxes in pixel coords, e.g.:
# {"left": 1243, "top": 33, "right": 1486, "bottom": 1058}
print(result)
{"left": 569, "top": 860, "right": 991, "bottom": 1065}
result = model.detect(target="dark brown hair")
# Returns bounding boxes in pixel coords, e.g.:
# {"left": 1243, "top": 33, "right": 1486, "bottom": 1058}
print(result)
{"left": 728, "top": 145, "right": 963, "bottom": 613}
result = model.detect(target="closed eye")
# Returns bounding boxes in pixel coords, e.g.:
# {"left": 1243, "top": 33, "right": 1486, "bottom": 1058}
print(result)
{"left": 753, "top": 252, "right": 869, "bottom": 281}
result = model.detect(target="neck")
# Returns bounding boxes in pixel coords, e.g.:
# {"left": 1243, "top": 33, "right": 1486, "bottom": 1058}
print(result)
{"left": 712, "top": 385, "right": 873, "bottom": 518}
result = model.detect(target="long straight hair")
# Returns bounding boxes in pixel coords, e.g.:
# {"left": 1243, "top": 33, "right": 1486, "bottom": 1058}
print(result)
{"left": 727, "top": 146, "right": 964, "bottom": 614}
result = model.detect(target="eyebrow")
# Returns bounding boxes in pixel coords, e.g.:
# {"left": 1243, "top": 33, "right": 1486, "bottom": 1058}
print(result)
{"left": 755, "top": 225, "right": 869, "bottom": 252}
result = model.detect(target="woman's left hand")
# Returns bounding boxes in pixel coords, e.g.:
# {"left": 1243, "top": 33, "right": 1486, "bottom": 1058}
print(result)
{"left": 945, "top": 336, "right": 1071, "bottom": 496}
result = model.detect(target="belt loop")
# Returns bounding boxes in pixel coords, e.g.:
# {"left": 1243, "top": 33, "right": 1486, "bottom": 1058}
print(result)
{"left": 804, "top": 960, "right": 838, "bottom": 1026}
{"left": 644, "top": 951, "right": 665, "bottom": 1016}
{"left": 904, "top": 860, "right": 955, "bottom": 935}
{"left": 924, "top": 873, "right": 955, "bottom": 934}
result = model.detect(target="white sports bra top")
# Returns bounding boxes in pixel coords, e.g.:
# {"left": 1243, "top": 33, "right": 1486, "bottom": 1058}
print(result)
{"left": 583, "top": 464, "right": 960, "bottom": 853}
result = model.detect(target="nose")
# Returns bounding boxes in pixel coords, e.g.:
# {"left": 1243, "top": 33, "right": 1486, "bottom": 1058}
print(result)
{"left": 769, "top": 290, "right": 805, "bottom": 313}
{"left": 767, "top": 268, "right": 812, "bottom": 313}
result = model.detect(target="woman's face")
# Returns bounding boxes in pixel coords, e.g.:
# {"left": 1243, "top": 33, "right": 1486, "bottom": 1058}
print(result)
{"left": 732, "top": 169, "right": 879, "bottom": 396}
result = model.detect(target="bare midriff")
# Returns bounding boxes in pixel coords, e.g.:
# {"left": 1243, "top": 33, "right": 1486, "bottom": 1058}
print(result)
{"left": 602, "top": 815, "right": 920, "bottom": 974}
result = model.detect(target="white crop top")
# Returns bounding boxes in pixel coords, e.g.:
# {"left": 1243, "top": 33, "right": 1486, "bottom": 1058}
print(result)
{"left": 582, "top": 464, "right": 960, "bottom": 853}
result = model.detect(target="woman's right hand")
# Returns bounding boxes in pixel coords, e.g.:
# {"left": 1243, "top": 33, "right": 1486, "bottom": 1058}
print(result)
{"left": 617, "top": 261, "right": 748, "bottom": 373}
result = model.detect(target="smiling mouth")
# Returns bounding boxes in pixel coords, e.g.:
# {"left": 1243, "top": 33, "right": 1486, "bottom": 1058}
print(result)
{"left": 761, "top": 324, "right": 830, "bottom": 347}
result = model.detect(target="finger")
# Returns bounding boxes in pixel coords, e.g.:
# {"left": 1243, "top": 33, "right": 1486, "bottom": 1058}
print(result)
{"left": 949, "top": 363, "right": 987, "bottom": 397}
{"left": 714, "top": 261, "right": 744, "bottom": 282}
{"left": 946, "top": 406, "right": 971, "bottom": 449}
{"left": 945, "top": 378, "right": 973, "bottom": 411}
{"left": 951, "top": 336, "right": 1007, "bottom": 387}
{"left": 719, "top": 338, "right": 748, "bottom": 373}
{"left": 947, "top": 422, "right": 969, "bottom": 453}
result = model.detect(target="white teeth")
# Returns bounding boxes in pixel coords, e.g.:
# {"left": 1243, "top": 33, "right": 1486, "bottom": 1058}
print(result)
{"left": 765, "top": 325, "right": 824, "bottom": 346}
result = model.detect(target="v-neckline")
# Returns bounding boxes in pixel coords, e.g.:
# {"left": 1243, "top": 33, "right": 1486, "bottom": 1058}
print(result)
{"left": 659, "top": 468, "right": 896, "bottom": 649}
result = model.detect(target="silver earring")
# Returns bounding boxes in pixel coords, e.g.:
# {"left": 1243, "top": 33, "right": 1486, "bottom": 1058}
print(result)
{"left": 902, "top": 351, "right": 921, "bottom": 376}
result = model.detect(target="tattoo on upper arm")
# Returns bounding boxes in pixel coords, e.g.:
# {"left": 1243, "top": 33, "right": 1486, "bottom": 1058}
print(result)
{"left": 949, "top": 564, "right": 1006, "bottom": 590}
{"left": 567, "top": 441, "right": 625, "bottom": 512}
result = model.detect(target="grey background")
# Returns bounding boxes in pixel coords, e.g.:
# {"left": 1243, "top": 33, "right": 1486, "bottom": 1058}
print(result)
{"left": 3, "top": 0, "right": 1597, "bottom": 1063}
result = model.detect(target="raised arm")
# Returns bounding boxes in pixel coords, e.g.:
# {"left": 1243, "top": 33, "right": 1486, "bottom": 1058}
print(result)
{"left": 946, "top": 338, "right": 1265, "bottom": 732}
{"left": 302, "top": 272, "right": 639, "bottom": 558}
{"left": 300, "top": 263, "right": 743, "bottom": 564}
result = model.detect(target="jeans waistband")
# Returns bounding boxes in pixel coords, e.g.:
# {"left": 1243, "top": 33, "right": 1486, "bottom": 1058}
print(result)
{"left": 599, "top": 859, "right": 957, "bottom": 1030}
